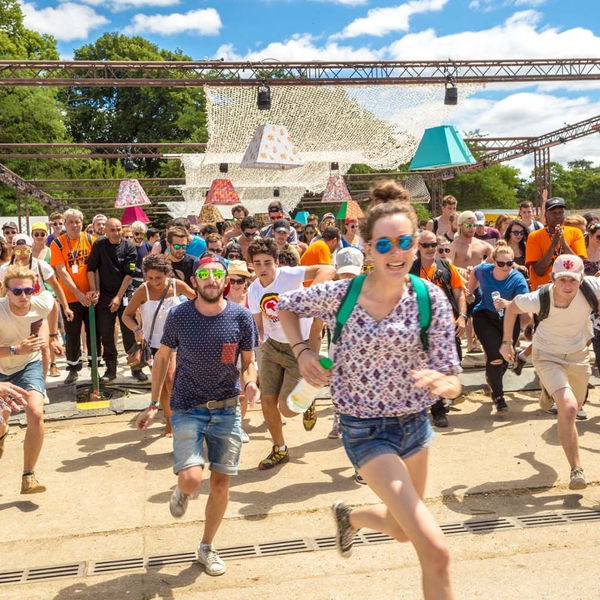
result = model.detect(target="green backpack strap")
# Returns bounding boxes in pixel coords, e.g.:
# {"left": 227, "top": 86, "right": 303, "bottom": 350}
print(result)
{"left": 332, "top": 274, "right": 367, "bottom": 345}
{"left": 408, "top": 274, "right": 432, "bottom": 351}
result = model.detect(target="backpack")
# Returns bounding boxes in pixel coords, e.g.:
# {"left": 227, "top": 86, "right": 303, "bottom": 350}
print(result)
{"left": 332, "top": 274, "right": 432, "bottom": 350}
{"left": 537, "top": 279, "right": 599, "bottom": 322}
{"left": 409, "top": 257, "right": 459, "bottom": 318}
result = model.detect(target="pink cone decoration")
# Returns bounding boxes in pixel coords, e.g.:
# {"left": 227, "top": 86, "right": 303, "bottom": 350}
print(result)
{"left": 205, "top": 178, "right": 240, "bottom": 205}
{"left": 115, "top": 179, "right": 151, "bottom": 208}
{"left": 322, "top": 175, "right": 352, "bottom": 203}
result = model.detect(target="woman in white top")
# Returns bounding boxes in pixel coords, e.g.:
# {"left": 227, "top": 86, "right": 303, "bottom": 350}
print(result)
{"left": 1, "top": 234, "right": 70, "bottom": 377}
{"left": 123, "top": 254, "right": 195, "bottom": 437}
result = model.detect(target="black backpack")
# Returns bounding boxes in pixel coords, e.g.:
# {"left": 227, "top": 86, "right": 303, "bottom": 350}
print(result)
{"left": 410, "top": 257, "right": 459, "bottom": 318}
{"left": 537, "top": 279, "right": 599, "bottom": 322}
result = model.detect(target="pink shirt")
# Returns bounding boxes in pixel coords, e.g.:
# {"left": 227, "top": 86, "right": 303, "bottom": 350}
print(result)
{"left": 278, "top": 279, "right": 462, "bottom": 418}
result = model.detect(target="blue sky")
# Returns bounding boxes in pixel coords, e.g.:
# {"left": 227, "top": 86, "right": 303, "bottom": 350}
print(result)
{"left": 18, "top": 0, "right": 600, "bottom": 170}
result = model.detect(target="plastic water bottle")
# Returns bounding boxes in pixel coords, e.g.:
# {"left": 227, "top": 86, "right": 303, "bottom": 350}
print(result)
{"left": 286, "top": 357, "right": 334, "bottom": 413}
{"left": 491, "top": 291, "right": 504, "bottom": 317}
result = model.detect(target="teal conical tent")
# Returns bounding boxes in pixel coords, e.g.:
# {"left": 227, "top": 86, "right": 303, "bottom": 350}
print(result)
{"left": 409, "top": 125, "right": 476, "bottom": 171}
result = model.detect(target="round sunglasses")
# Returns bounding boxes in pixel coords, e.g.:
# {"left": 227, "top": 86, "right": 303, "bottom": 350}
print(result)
{"left": 438, "top": 247, "right": 451, "bottom": 254}
{"left": 510, "top": 229, "right": 525, "bottom": 236}
{"left": 374, "top": 235, "right": 415, "bottom": 254}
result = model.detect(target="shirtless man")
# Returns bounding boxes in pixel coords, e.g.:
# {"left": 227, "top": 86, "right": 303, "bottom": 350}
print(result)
{"left": 426, "top": 195, "right": 457, "bottom": 238}
{"left": 449, "top": 211, "right": 494, "bottom": 353}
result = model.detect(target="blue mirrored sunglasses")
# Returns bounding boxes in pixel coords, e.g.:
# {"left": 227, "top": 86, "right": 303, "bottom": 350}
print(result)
{"left": 374, "top": 235, "right": 415, "bottom": 254}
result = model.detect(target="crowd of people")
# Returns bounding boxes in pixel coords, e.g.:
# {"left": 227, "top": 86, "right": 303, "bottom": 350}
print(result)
{"left": 1, "top": 184, "right": 598, "bottom": 598}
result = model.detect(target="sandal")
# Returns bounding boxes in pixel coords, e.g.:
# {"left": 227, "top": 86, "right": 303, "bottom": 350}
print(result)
{"left": 0, "top": 426, "right": 9, "bottom": 461}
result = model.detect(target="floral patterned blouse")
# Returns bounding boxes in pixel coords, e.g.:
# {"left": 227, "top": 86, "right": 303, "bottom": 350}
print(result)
{"left": 278, "top": 278, "right": 462, "bottom": 418}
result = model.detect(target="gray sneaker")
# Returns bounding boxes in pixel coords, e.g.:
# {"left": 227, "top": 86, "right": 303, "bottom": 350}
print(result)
{"left": 332, "top": 500, "right": 359, "bottom": 558}
{"left": 169, "top": 486, "right": 189, "bottom": 518}
{"left": 547, "top": 402, "right": 558, "bottom": 415}
{"left": 569, "top": 467, "right": 586, "bottom": 490}
{"left": 197, "top": 543, "right": 226, "bottom": 576}
{"left": 576, "top": 408, "right": 588, "bottom": 420}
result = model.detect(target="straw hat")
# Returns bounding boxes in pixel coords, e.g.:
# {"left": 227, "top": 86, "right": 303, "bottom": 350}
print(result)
{"left": 227, "top": 260, "right": 252, "bottom": 279}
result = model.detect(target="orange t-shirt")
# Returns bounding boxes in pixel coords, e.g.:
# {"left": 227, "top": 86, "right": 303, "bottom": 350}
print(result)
{"left": 525, "top": 226, "right": 587, "bottom": 290}
{"left": 300, "top": 240, "right": 332, "bottom": 286}
{"left": 50, "top": 233, "right": 96, "bottom": 303}
{"left": 419, "top": 263, "right": 464, "bottom": 291}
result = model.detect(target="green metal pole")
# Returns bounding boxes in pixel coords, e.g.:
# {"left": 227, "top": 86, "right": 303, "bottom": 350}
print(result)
{"left": 88, "top": 304, "right": 100, "bottom": 402}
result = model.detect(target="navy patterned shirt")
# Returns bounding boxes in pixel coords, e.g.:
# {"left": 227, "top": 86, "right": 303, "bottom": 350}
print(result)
{"left": 160, "top": 300, "right": 259, "bottom": 411}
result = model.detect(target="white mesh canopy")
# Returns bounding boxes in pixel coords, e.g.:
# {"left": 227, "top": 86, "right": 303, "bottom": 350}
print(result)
{"left": 173, "top": 82, "right": 483, "bottom": 217}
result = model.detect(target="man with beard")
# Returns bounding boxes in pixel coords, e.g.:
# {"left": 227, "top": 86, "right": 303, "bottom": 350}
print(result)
{"left": 167, "top": 226, "right": 198, "bottom": 288}
{"left": 136, "top": 252, "right": 259, "bottom": 577}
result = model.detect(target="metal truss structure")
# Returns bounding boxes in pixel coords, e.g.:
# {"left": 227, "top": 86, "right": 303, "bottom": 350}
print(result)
{"left": 1, "top": 59, "right": 600, "bottom": 87}
{"left": 0, "top": 143, "right": 206, "bottom": 159}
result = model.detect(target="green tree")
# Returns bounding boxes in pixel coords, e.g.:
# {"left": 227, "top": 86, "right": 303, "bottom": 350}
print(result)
{"left": 443, "top": 164, "right": 521, "bottom": 211}
{"left": 61, "top": 33, "right": 208, "bottom": 177}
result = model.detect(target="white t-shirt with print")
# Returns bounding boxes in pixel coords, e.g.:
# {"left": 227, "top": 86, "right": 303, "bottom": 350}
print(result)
{"left": 515, "top": 276, "right": 600, "bottom": 354}
{"left": 0, "top": 291, "right": 54, "bottom": 375}
{"left": 248, "top": 266, "right": 313, "bottom": 343}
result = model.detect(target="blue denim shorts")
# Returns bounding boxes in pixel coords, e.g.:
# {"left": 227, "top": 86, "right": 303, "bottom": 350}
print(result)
{"left": 0, "top": 360, "right": 45, "bottom": 395}
{"left": 171, "top": 403, "right": 242, "bottom": 476}
{"left": 341, "top": 409, "right": 434, "bottom": 470}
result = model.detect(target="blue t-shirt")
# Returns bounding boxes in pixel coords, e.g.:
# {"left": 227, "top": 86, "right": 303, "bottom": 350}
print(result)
{"left": 187, "top": 235, "right": 206, "bottom": 258}
{"left": 473, "top": 262, "right": 529, "bottom": 313}
{"left": 160, "top": 300, "right": 258, "bottom": 411}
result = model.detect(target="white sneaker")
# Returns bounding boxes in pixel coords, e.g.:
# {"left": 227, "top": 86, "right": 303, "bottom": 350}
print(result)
{"left": 169, "top": 486, "right": 189, "bottom": 519}
{"left": 197, "top": 543, "right": 226, "bottom": 576}
{"left": 241, "top": 429, "right": 250, "bottom": 443}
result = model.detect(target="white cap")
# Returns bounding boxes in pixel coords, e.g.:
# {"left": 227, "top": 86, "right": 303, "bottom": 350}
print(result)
{"left": 336, "top": 247, "right": 364, "bottom": 276}
{"left": 12, "top": 233, "right": 33, "bottom": 247}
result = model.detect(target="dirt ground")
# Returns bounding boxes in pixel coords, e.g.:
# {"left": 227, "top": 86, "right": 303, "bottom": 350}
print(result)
{"left": 1, "top": 387, "right": 600, "bottom": 599}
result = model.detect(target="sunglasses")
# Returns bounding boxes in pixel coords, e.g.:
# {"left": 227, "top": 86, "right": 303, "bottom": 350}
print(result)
{"left": 229, "top": 278, "right": 246, "bottom": 285}
{"left": 233, "top": 217, "right": 244, "bottom": 222}
{"left": 374, "top": 235, "right": 415, "bottom": 254}
{"left": 461, "top": 223, "right": 475, "bottom": 229}
{"left": 243, "top": 231, "right": 256, "bottom": 238}
{"left": 208, "top": 247, "right": 223, "bottom": 255}
{"left": 322, "top": 220, "right": 335, "bottom": 226}
{"left": 133, "top": 232, "right": 144, "bottom": 237}
{"left": 196, "top": 268, "right": 226, "bottom": 280}
{"left": 510, "top": 230, "right": 525, "bottom": 236}
{"left": 305, "top": 230, "right": 315, "bottom": 235}
{"left": 419, "top": 242, "right": 438, "bottom": 249}
{"left": 52, "top": 222, "right": 63, "bottom": 227}
{"left": 171, "top": 244, "right": 188, "bottom": 251}
{"left": 227, "top": 253, "right": 241, "bottom": 260}
{"left": 7, "top": 287, "right": 35, "bottom": 296}
{"left": 268, "top": 208, "right": 281, "bottom": 214}
{"left": 14, "top": 248, "right": 31, "bottom": 256}
{"left": 438, "top": 247, "right": 451, "bottom": 254}
{"left": 33, "top": 232, "right": 47, "bottom": 237}
{"left": 4, "top": 230, "right": 17, "bottom": 235}
{"left": 124, "top": 235, "right": 134, "bottom": 240}
{"left": 348, "top": 224, "right": 358, "bottom": 229}
{"left": 495, "top": 260, "right": 514, "bottom": 267}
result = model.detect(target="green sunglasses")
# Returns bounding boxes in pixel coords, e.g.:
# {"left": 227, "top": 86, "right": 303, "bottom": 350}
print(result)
{"left": 196, "top": 268, "right": 226, "bottom": 280}
{"left": 172, "top": 243, "right": 188, "bottom": 250}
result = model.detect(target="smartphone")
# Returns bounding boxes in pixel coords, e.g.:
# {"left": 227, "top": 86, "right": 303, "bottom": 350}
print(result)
{"left": 30, "top": 319, "right": 43, "bottom": 337}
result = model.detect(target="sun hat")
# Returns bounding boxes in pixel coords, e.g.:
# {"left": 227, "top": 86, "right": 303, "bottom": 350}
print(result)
{"left": 227, "top": 260, "right": 252, "bottom": 279}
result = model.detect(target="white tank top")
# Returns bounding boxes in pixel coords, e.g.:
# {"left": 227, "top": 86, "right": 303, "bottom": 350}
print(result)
{"left": 138, "top": 279, "right": 182, "bottom": 349}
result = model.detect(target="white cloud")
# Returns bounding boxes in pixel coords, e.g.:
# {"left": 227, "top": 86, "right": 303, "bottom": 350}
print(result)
{"left": 215, "top": 33, "right": 382, "bottom": 62}
{"left": 332, "top": 0, "right": 449, "bottom": 39}
{"left": 123, "top": 8, "right": 222, "bottom": 36}
{"left": 315, "top": 0, "right": 368, "bottom": 5}
{"left": 452, "top": 93, "right": 600, "bottom": 175}
{"left": 75, "top": 0, "right": 181, "bottom": 12}
{"left": 385, "top": 11, "right": 600, "bottom": 61}
{"left": 469, "top": 0, "right": 545, "bottom": 9}
{"left": 20, "top": 1, "right": 109, "bottom": 42}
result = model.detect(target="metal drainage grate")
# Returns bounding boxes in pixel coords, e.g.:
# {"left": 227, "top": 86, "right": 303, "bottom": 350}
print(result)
{"left": 3, "top": 508, "right": 600, "bottom": 586}
{"left": 0, "top": 563, "right": 84, "bottom": 585}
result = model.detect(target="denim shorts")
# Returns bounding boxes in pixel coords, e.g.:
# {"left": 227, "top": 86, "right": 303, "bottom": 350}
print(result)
{"left": 340, "top": 409, "right": 434, "bottom": 471}
{"left": 171, "top": 403, "right": 242, "bottom": 476}
{"left": 0, "top": 360, "right": 45, "bottom": 395}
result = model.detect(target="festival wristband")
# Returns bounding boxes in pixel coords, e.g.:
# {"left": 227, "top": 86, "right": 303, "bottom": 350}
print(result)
{"left": 501, "top": 340, "right": 513, "bottom": 346}
{"left": 244, "top": 381, "right": 256, "bottom": 391}
{"left": 291, "top": 341, "right": 307, "bottom": 350}
{"left": 149, "top": 400, "right": 160, "bottom": 408}
{"left": 296, "top": 347, "right": 311, "bottom": 360}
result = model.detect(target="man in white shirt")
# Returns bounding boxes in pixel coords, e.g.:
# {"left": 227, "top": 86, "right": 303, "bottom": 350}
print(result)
{"left": 0, "top": 265, "right": 62, "bottom": 494}
{"left": 247, "top": 238, "right": 335, "bottom": 471}
{"left": 500, "top": 255, "right": 598, "bottom": 491}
